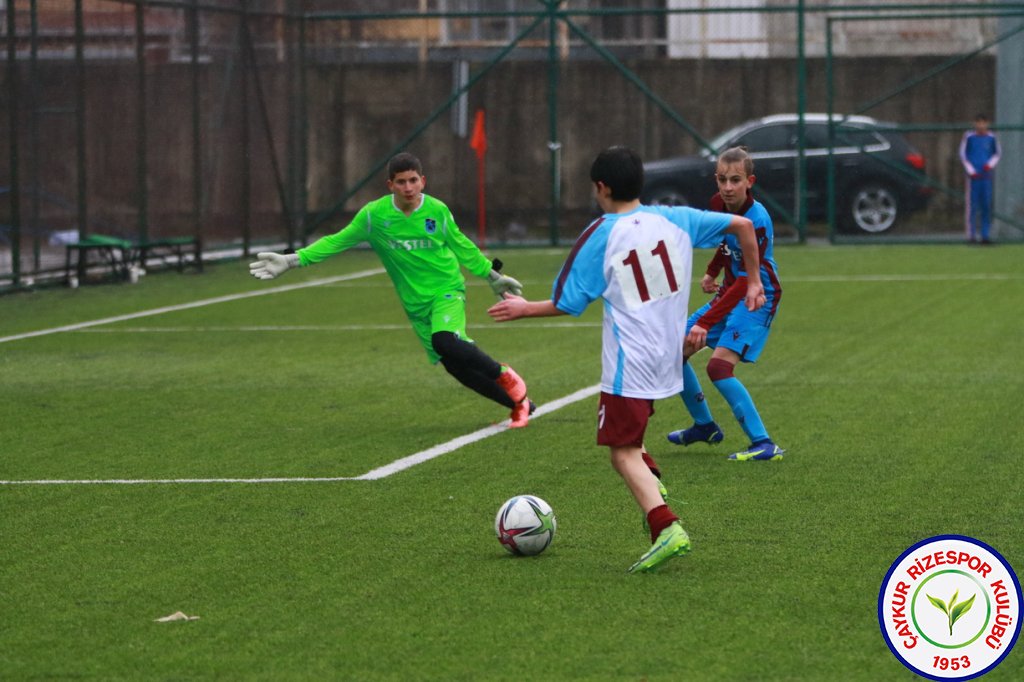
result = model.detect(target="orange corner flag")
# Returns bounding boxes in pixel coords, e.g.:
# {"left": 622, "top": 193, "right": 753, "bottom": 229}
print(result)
{"left": 470, "top": 109, "right": 487, "bottom": 160}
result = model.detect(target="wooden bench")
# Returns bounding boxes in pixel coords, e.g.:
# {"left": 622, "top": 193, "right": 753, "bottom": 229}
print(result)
{"left": 65, "top": 234, "right": 202, "bottom": 285}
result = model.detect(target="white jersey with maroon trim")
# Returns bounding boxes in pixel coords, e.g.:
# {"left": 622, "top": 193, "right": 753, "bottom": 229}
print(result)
{"left": 552, "top": 205, "right": 731, "bottom": 399}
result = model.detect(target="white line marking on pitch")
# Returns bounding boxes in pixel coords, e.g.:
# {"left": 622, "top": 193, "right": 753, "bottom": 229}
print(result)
{"left": 0, "top": 268, "right": 386, "bottom": 345}
{"left": 72, "top": 322, "right": 602, "bottom": 333}
{"left": 0, "top": 385, "right": 601, "bottom": 486}
{"left": 784, "top": 273, "right": 1022, "bottom": 282}
{"left": 6, "top": 270, "right": 1018, "bottom": 346}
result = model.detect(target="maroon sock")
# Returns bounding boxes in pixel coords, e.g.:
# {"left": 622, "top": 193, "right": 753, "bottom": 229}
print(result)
{"left": 646, "top": 504, "right": 679, "bottom": 543}
{"left": 641, "top": 451, "right": 661, "bottom": 479}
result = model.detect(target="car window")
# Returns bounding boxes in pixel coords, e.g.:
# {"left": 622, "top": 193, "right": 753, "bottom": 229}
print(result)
{"left": 733, "top": 124, "right": 793, "bottom": 153}
{"left": 801, "top": 124, "right": 831, "bottom": 149}
{"left": 798, "top": 122, "right": 887, "bottom": 151}
{"left": 835, "top": 126, "right": 884, "bottom": 148}
{"left": 709, "top": 123, "right": 750, "bottom": 153}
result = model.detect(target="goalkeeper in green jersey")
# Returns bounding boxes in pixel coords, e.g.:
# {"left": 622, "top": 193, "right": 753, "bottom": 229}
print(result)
{"left": 249, "top": 152, "right": 534, "bottom": 427}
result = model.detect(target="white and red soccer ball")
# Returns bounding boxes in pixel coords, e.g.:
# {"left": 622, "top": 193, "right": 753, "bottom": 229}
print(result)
{"left": 494, "top": 495, "right": 556, "bottom": 556}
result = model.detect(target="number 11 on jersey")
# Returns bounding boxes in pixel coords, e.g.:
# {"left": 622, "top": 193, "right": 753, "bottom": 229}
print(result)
{"left": 613, "top": 239, "right": 687, "bottom": 310}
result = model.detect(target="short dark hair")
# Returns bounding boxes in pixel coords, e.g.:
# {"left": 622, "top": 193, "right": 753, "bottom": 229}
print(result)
{"left": 387, "top": 152, "right": 423, "bottom": 179}
{"left": 975, "top": 113, "right": 990, "bottom": 122}
{"left": 590, "top": 146, "right": 644, "bottom": 201}
{"left": 718, "top": 146, "right": 754, "bottom": 176}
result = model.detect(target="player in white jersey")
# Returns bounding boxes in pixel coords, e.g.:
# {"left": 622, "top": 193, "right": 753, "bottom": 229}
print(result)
{"left": 489, "top": 146, "right": 765, "bottom": 572}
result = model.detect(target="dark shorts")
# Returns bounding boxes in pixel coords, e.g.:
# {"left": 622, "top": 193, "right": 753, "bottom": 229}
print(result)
{"left": 596, "top": 392, "right": 655, "bottom": 448}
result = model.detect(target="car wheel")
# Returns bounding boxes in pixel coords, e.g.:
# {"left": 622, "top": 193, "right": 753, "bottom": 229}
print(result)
{"left": 645, "top": 187, "right": 690, "bottom": 207}
{"left": 841, "top": 183, "right": 899, "bottom": 233}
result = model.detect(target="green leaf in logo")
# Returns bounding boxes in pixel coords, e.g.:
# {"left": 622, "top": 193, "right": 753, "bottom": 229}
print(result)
{"left": 929, "top": 590, "right": 976, "bottom": 636}
{"left": 949, "top": 593, "right": 976, "bottom": 635}
{"left": 927, "top": 594, "right": 949, "bottom": 616}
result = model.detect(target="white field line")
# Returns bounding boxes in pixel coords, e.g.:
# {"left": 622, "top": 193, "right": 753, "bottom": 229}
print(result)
{"left": 0, "top": 384, "right": 602, "bottom": 486}
{"left": 355, "top": 384, "right": 600, "bottom": 481}
{"left": 783, "top": 273, "right": 1022, "bottom": 282}
{"left": 5, "top": 271, "right": 1019, "bottom": 346}
{"left": 72, "top": 322, "right": 602, "bottom": 333}
{"left": 0, "top": 268, "right": 386, "bottom": 345}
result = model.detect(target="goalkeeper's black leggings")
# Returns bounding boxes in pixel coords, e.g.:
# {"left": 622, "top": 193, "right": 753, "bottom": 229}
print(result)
{"left": 433, "top": 331, "right": 514, "bottom": 409}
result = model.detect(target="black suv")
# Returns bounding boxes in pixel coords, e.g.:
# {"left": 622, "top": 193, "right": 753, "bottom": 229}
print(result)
{"left": 641, "top": 113, "right": 932, "bottom": 233}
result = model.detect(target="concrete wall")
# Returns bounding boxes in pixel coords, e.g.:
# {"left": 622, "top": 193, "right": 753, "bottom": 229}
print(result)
{"left": 2, "top": 55, "right": 997, "bottom": 244}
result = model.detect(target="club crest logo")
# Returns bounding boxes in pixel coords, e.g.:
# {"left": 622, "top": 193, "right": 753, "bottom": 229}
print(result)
{"left": 424, "top": 218, "right": 437, "bottom": 234}
{"left": 879, "top": 535, "right": 1021, "bottom": 680}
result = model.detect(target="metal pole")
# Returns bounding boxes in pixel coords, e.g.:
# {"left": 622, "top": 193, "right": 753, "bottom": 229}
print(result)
{"left": 5, "top": 0, "right": 22, "bottom": 285}
{"left": 190, "top": 0, "right": 203, "bottom": 246}
{"left": 298, "top": 13, "right": 309, "bottom": 247}
{"left": 286, "top": 4, "right": 298, "bottom": 251}
{"left": 74, "top": 0, "right": 89, "bottom": 281}
{"left": 547, "top": 0, "right": 561, "bottom": 245}
{"left": 795, "top": 0, "right": 807, "bottom": 242}
{"left": 29, "top": 0, "right": 41, "bottom": 273}
{"left": 825, "top": 17, "right": 837, "bottom": 239}
{"left": 240, "top": 0, "right": 252, "bottom": 256}
{"left": 135, "top": 0, "right": 150, "bottom": 244}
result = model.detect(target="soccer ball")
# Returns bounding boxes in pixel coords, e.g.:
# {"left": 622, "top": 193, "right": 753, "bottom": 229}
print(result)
{"left": 494, "top": 495, "right": 556, "bottom": 556}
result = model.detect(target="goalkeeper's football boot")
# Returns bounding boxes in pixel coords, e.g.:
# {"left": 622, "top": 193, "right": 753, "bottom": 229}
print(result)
{"left": 508, "top": 399, "right": 536, "bottom": 429}
{"left": 666, "top": 421, "right": 724, "bottom": 446}
{"left": 727, "top": 440, "right": 785, "bottom": 462}
{"left": 496, "top": 364, "right": 527, "bottom": 404}
{"left": 628, "top": 522, "right": 691, "bottom": 574}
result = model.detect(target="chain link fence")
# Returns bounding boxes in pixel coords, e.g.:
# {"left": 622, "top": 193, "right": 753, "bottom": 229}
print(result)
{"left": 2, "top": 1, "right": 1022, "bottom": 289}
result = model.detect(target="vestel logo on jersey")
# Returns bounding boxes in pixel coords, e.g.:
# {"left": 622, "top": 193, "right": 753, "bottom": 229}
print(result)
{"left": 879, "top": 535, "right": 1021, "bottom": 680}
{"left": 388, "top": 238, "right": 435, "bottom": 252}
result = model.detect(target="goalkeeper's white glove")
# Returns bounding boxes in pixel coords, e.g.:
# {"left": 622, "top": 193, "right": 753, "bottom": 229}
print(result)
{"left": 488, "top": 269, "right": 523, "bottom": 298}
{"left": 249, "top": 252, "right": 300, "bottom": 281}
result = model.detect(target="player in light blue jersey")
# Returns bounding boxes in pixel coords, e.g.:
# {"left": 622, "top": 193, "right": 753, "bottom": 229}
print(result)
{"left": 662, "top": 147, "right": 784, "bottom": 461}
{"left": 959, "top": 113, "right": 1001, "bottom": 244}
{"left": 489, "top": 146, "right": 765, "bottom": 572}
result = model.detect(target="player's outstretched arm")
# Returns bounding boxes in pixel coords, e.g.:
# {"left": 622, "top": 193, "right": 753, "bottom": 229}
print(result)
{"left": 249, "top": 252, "right": 300, "bottom": 281}
{"left": 488, "top": 295, "right": 562, "bottom": 322}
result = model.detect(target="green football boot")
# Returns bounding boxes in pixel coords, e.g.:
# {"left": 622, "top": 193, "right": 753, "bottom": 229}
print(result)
{"left": 628, "top": 521, "right": 691, "bottom": 573}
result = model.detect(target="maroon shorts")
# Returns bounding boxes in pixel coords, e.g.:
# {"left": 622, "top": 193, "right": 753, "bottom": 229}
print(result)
{"left": 596, "top": 392, "right": 655, "bottom": 447}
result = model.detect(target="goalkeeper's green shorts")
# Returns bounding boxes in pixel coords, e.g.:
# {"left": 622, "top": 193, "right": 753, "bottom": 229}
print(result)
{"left": 405, "top": 290, "right": 472, "bottom": 364}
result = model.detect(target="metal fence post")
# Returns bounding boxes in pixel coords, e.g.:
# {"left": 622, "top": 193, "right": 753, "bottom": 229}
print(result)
{"left": 74, "top": 0, "right": 89, "bottom": 280}
{"left": 135, "top": 0, "right": 150, "bottom": 245}
{"left": 5, "top": 0, "right": 22, "bottom": 285}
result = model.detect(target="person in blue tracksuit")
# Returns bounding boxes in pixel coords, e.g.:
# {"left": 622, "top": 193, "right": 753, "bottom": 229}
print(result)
{"left": 959, "top": 114, "right": 1001, "bottom": 244}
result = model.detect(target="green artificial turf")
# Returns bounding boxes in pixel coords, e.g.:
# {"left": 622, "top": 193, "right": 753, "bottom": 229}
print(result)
{"left": 2, "top": 244, "right": 1021, "bottom": 680}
